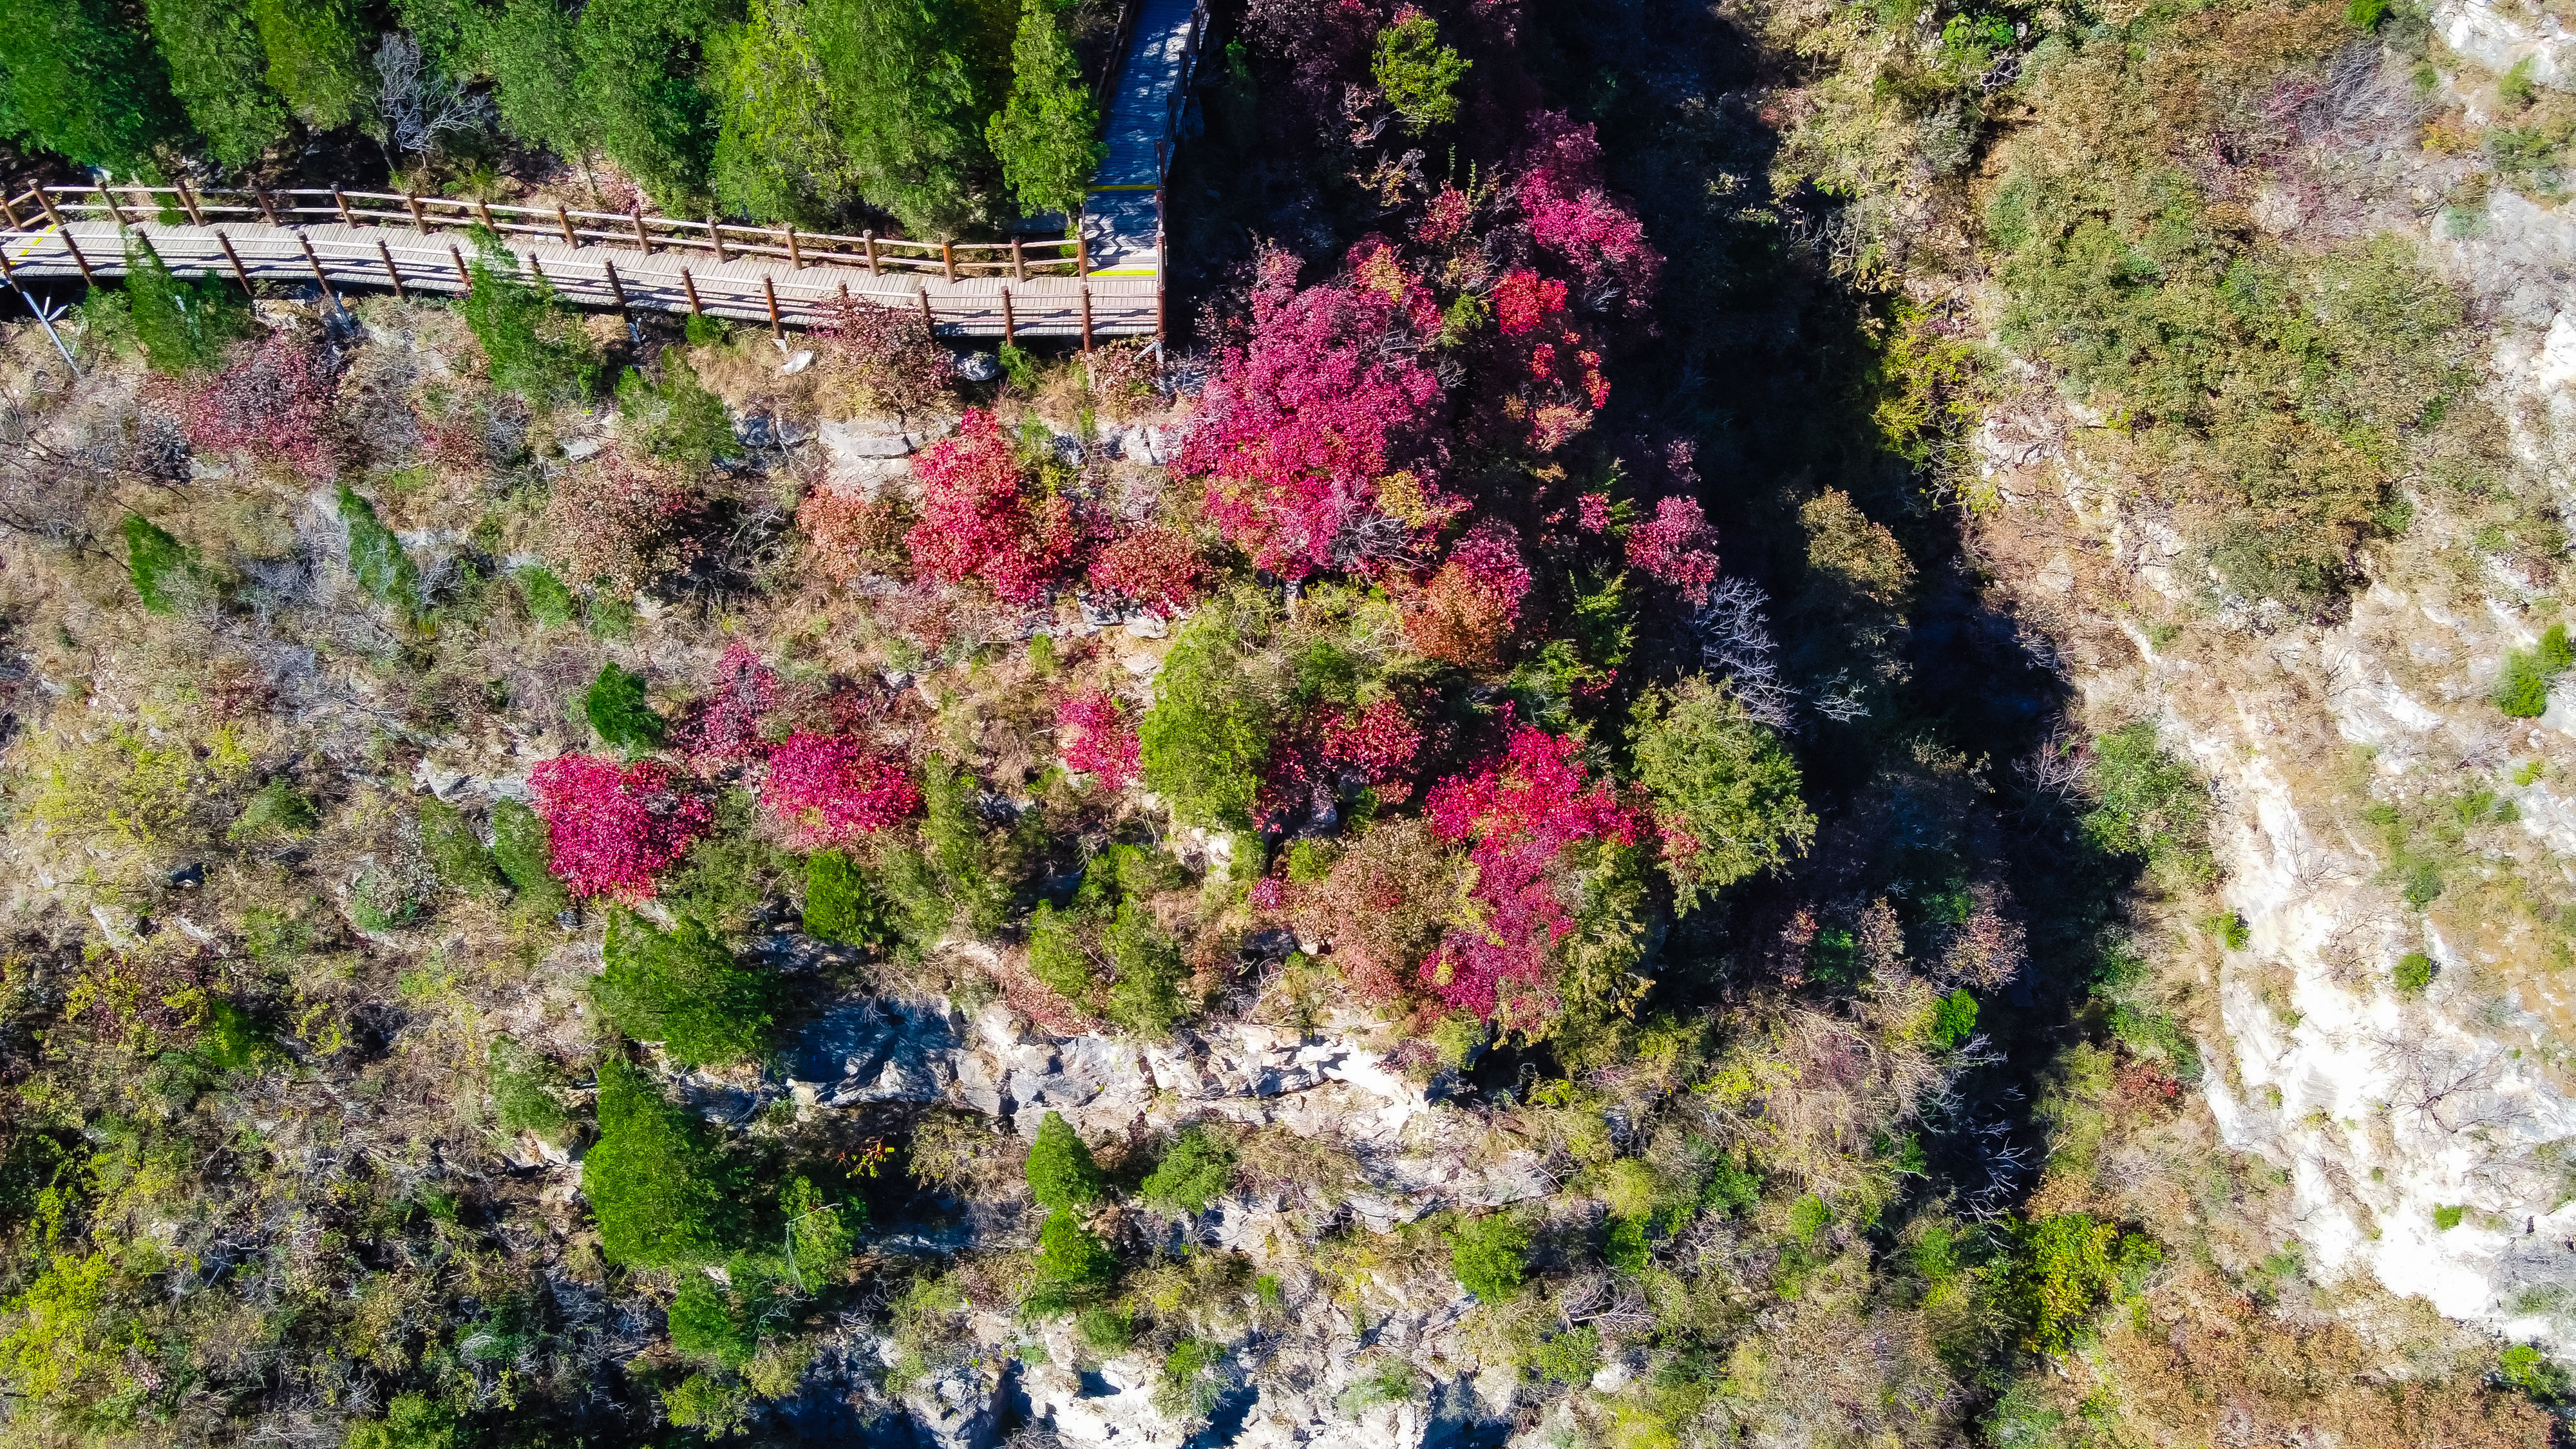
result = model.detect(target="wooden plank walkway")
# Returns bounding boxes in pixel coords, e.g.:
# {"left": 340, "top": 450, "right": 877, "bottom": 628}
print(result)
{"left": 0, "top": 199, "right": 1156, "bottom": 341}
{"left": 1083, "top": 0, "right": 1208, "bottom": 279}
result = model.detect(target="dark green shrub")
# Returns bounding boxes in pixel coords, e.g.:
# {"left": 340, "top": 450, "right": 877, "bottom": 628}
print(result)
{"left": 574, "top": 0, "right": 728, "bottom": 211}
{"left": 1927, "top": 989, "right": 1978, "bottom": 1050}
{"left": 345, "top": 1393, "right": 460, "bottom": 1449}
{"left": 487, "top": 1038, "right": 571, "bottom": 1141}
{"left": 1448, "top": 1212, "right": 1528, "bottom": 1302}
{"left": 1024, "top": 1110, "right": 1104, "bottom": 1213}
{"left": 877, "top": 758, "right": 1031, "bottom": 947}
{"left": 142, "top": 0, "right": 284, "bottom": 169}
{"left": 1103, "top": 901, "right": 1186, "bottom": 1039}
{"left": 245, "top": 0, "right": 367, "bottom": 129}
{"left": 1139, "top": 1126, "right": 1235, "bottom": 1215}
{"left": 199, "top": 998, "right": 272, "bottom": 1073}
{"left": 2394, "top": 952, "right": 2435, "bottom": 994}
{"left": 803, "top": 849, "right": 894, "bottom": 950}
{"left": 663, "top": 1372, "right": 753, "bottom": 1435}
{"left": 124, "top": 235, "right": 249, "bottom": 377}
{"left": 339, "top": 487, "right": 421, "bottom": 617}
{"left": 585, "top": 662, "right": 668, "bottom": 753}
{"left": 1629, "top": 678, "right": 1815, "bottom": 909}
{"left": 1370, "top": 8, "right": 1468, "bottom": 133}
{"left": 2007, "top": 1213, "right": 2157, "bottom": 1352}
{"left": 664, "top": 788, "right": 799, "bottom": 936}
{"left": 2434, "top": 1203, "right": 2466, "bottom": 1230}
{"left": 584, "top": 1058, "right": 746, "bottom": 1266}
{"left": 2081, "top": 723, "right": 2213, "bottom": 890}
{"left": 782, "top": 1173, "right": 857, "bottom": 1287}
{"left": 489, "top": 797, "right": 572, "bottom": 915}
{"left": 1140, "top": 621, "right": 1276, "bottom": 833}
{"left": 593, "top": 909, "right": 775, "bottom": 1068}
{"left": 809, "top": 0, "right": 980, "bottom": 237}
{"left": 986, "top": 0, "right": 1104, "bottom": 220}
{"left": 2499, "top": 1343, "right": 2568, "bottom": 1401}
{"left": 0, "top": 0, "right": 182, "bottom": 173}
{"left": 124, "top": 513, "right": 198, "bottom": 615}
{"left": 516, "top": 566, "right": 578, "bottom": 628}
{"left": 616, "top": 354, "right": 734, "bottom": 468}
{"left": 1155, "top": 1336, "right": 1226, "bottom": 1418}
{"left": 2208, "top": 912, "right": 2250, "bottom": 950}
{"left": 1075, "top": 1305, "right": 1133, "bottom": 1350}
{"left": 1528, "top": 1325, "right": 1602, "bottom": 1385}
{"left": 463, "top": 236, "right": 601, "bottom": 404}
{"left": 229, "top": 779, "right": 319, "bottom": 842}
{"left": 1027, "top": 1210, "right": 1117, "bottom": 1314}
{"left": 421, "top": 797, "right": 509, "bottom": 898}
{"left": 1026, "top": 901, "right": 1095, "bottom": 1003}
{"left": 667, "top": 1276, "right": 759, "bottom": 1368}
{"left": 1703, "top": 1151, "right": 1759, "bottom": 1216}
{"left": 486, "top": 0, "right": 590, "bottom": 156}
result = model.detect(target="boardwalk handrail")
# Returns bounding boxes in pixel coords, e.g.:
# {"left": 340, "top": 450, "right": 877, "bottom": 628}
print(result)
{"left": 1, "top": 184, "right": 1092, "bottom": 283}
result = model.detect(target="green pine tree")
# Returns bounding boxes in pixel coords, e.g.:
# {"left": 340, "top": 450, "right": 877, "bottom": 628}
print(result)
{"left": 247, "top": 0, "right": 370, "bottom": 131}
{"left": 985, "top": 0, "right": 1101, "bottom": 222}
{"left": 0, "top": 0, "right": 184, "bottom": 174}
{"left": 144, "top": 0, "right": 291, "bottom": 167}
{"left": 811, "top": 0, "right": 981, "bottom": 238}
{"left": 486, "top": 0, "right": 594, "bottom": 159}
{"left": 576, "top": 0, "right": 729, "bottom": 211}
{"left": 710, "top": 0, "right": 857, "bottom": 222}
{"left": 1023, "top": 1110, "right": 1104, "bottom": 1213}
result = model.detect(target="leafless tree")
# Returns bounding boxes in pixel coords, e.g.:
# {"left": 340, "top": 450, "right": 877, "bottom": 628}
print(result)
{"left": 375, "top": 33, "right": 493, "bottom": 162}
{"left": 1695, "top": 575, "right": 1798, "bottom": 728}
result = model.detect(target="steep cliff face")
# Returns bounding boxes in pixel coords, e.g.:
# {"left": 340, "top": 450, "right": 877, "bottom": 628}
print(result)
{"left": 1976, "top": 12, "right": 2576, "bottom": 1347}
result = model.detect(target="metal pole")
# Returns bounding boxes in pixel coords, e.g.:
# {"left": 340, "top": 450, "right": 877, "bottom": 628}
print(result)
{"left": 1, "top": 254, "right": 77, "bottom": 374}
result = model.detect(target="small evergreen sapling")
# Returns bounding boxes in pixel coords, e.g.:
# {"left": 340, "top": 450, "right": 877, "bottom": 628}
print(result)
{"left": 593, "top": 909, "right": 775, "bottom": 1068}
{"left": 1370, "top": 8, "right": 1468, "bottom": 133}
{"left": 585, "top": 1059, "right": 746, "bottom": 1267}
{"left": 339, "top": 486, "right": 421, "bottom": 617}
{"left": 1139, "top": 1126, "right": 1235, "bottom": 1215}
{"left": 1448, "top": 1211, "right": 1529, "bottom": 1302}
{"left": 802, "top": 848, "right": 893, "bottom": 950}
{"left": 123, "top": 514, "right": 198, "bottom": 616}
{"left": 986, "top": 0, "right": 1104, "bottom": 221}
{"left": 1024, "top": 1110, "right": 1104, "bottom": 1213}
{"left": 585, "top": 663, "right": 669, "bottom": 753}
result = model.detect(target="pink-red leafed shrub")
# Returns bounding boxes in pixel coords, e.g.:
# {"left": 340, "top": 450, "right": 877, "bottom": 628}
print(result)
{"left": 1625, "top": 495, "right": 1720, "bottom": 605}
{"left": 1420, "top": 728, "right": 1642, "bottom": 1021}
{"left": 907, "top": 409, "right": 1076, "bottom": 605}
{"left": 1416, "top": 184, "right": 1473, "bottom": 247}
{"left": 177, "top": 334, "right": 339, "bottom": 478}
{"left": 1088, "top": 525, "right": 1204, "bottom": 613}
{"left": 1515, "top": 112, "right": 1662, "bottom": 311}
{"left": 1257, "top": 696, "right": 1430, "bottom": 830}
{"left": 1401, "top": 521, "right": 1530, "bottom": 667}
{"left": 530, "top": 755, "right": 714, "bottom": 901}
{"left": 1578, "top": 493, "right": 1612, "bottom": 532}
{"left": 813, "top": 295, "right": 954, "bottom": 421}
{"left": 1322, "top": 698, "right": 1426, "bottom": 798}
{"left": 799, "top": 484, "right": 917, "bottom": 586}
{"left": 677, "top": 642, "right": 779, "bottom": 769}
{"left": 1493, "top": 269, "right": 1568, "bottom": 336}
{"left": 759, "top": 733, "right": 920, "bottom": 848}
{"left": 1057, "top": 691, "right": 1141, "bottom": 790}
{"left": 1178, "top": 247, "right": 1447, "bottom": 579}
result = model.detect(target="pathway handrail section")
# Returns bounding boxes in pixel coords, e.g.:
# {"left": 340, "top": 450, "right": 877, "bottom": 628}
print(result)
{"left": 2, "top": 185, "right": 1092, "bottom": 283}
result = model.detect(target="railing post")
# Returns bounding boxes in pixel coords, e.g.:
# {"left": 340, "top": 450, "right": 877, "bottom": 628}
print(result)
{"left": 405, "top": 191, "right": 428, "bottom": 230}
{"left": 252, "top": 183, "right": 279, "bottom": 225}
{"left": 298, "top": 232, "right": 336, "bottom": 307}
{"left": 863, "top": 231, "right": 879, "bottom": 276}
{"left": 680, "top": 266, "right": 703, "bottom": 316}
{"left": 35, "top": 189, "right": 65, "bottom": 230}
{"left": 940, "top": 238, "right": 956, "bottom": 282}
{"left": 785, "top": 223, "right": 802, "bottom": 269}
{"left": 97, "top": 184, "right": 122, "bottom": 229}
{"left": 332, "top": 186, "right": 354, "bottom": 225}
{"left": 1012, "top": 237, "right": 1026, "bottom": 283}
{"left": 1081, "top": 285, "right": 1093, "bottom": 353}
{"left": 918, "top": 287, "right": 934, "bottom": 335}
{"left": 556, "top": 205, "right": 577, "bottom": 246}
{"left": 376, "top": 238, "right": 406, "bottom": 299}
{"left": 603, "top": 256, "right": 629, "bottom": 317}
{"left": 526, "top": 254, "right": 549, "bottom": 291}
{"left": 1075, "top": 225, "right": 1088, "bottom": 278}
{"left": 450, "top": 244, "right": 471, "bottom": 287}
{"left": 174, "top": 177, "right": 204, "bottom": 227}
{"left": 61, "top": 227, "right": 95, "bottom": 285}
{"left": 0, "top": 193, "right": 22, "bottom": 231}
{"left": 762, "top": 275, "right": 782, "bottom": 338}
{"left": 216, "top": 229, "right": 253, "bottom": 292}
{"left": 1001, "top": 286, "right": 1015, "bottom": 345}
{"left": 474, "top": 199, "right": 496, "bottom": 234}
{"left": 631, "top": 205, "right": 651, "bottom": 254}
{"left": 706, "top": 216, "right": 728, "bottom": 262}
{"left": 1155, "top": 187, "right": 1167, "bottom": 346}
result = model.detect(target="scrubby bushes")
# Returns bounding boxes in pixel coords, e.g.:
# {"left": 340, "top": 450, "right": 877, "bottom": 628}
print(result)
{"left": 1631, "top": 677, "right": 1814, "bottom": 907}
{"left": 2493, "top": 623, "right": 2571, "bottom": 718}
{"left": 529, "top": 755, "right": 714, "bottom": 900}
{"left": 594, "top": 909, "right": 775, "bottom": 1067}
{"left": 585, "top": 1059, "right": 748, "bottom": 1267}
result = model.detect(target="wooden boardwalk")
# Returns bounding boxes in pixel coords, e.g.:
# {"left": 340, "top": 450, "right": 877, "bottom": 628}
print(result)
{"left": 1083, "top": 0, "right": 1209, "bottom": 280}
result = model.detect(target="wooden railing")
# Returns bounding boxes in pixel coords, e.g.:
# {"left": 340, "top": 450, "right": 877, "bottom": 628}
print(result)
{"left": 0, "top": 183, "right": 1093, "bottom": 282}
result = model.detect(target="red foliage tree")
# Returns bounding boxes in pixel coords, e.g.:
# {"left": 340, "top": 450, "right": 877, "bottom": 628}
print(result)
{"left": 1056, "top": 691, "right": 1140, "bottom": 790}
{"left": 1256, "top": 695, "right": 1430, "bottom": 831}
{"left": 1493, "top": 269, "right": 1568, "bottom": 336}
{"left": 1178, "top": 247, "right": 1449, "bottom": 579}
{"left": 1401, "top": 520, "right": 1530, "bottom": 667}
{"left": 1420, "top": 727, "right": 1642, "bottom": 1021}
{"left": 176, "top": 334, "right": 339, "bottom": 478}
{"left": 1087, "top": 524, "right": 1204, "bottom": 613}
{"left": 676, "top": 641, "right": 780, "bottom": 769}
{"left": 529, "top": 755, "right": 714, "bottom": 902}
{"left": 1515, "top": 112, "right": 1662, "bottom": 312}
{"left": 906, "top": 409, "right": 1075, "bottom": 605}
{"left": 759, "top": 733, "right": 920, "bottom": 847}
{"left": 1625, "top": 495, "right": 1720, "bottom": 604}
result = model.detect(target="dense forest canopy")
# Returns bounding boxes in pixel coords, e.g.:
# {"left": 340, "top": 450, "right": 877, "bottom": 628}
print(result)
{"left": 0, "top": 0, "right": 2568, "bottom": 1446}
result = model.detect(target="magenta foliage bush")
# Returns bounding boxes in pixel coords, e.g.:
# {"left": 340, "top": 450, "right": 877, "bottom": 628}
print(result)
{"left": 177, "top": 334, "right": 338, "bottom": 478}
{"left": 677, "top": 641, "right": 779, "bottom": 769}
{"left": 1420, "top": 727, "right": 1641, "bottom": 1020}
{"left": 1258, "top": 695, "right": 1429, "bottom": 829}
{"left": 1515, "top": 113, "right": 1662, "bottom": 311}
{"left": 1493, "top": 269, "right": 1568, "bottom": 336}
{"left": 907, "top": 408, "right": 1075, "bottom": 605}
{"left": 1178, "top": 247, "right": 1447, "bottom": 579}
{"left": 1625, "top": 495, "right": 1720, "bottom": 604}
{"left": 759, "top": 733, "right": 920, "bottom": 848}
{"left": 530, "top": 755, "right": 714, "bottom": 901}
{"left": 1402, "top": 520, "right": 1531, "bottom": 667}
{"left": 1056, "top": 691, "right": 1141, "bottom": 790}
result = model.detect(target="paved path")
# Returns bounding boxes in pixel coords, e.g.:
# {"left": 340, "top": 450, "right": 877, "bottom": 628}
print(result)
{"left": 1, "top": 218, "right": 1155, "bottom": 341}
